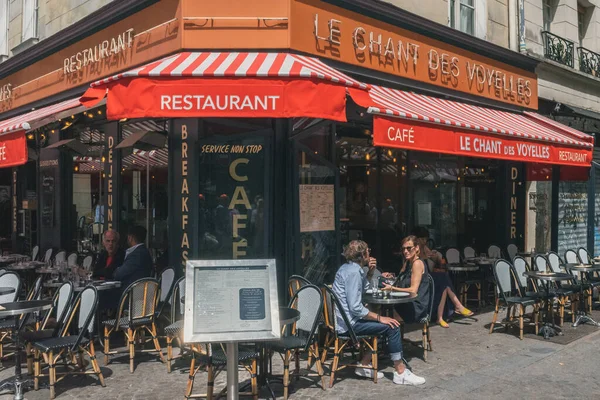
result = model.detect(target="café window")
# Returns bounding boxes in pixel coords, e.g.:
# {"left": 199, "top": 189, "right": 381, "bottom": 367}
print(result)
{"left": 558, "top": 177, "right": 588, "bottom": 256}
{"left": 198, "top": 119, "right": 273, "bottom": 260}
{"left": 525, "top": 164, "right": 553, "bottom": 253}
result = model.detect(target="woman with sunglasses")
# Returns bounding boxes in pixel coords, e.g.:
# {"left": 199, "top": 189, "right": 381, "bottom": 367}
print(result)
{"left": 382, "top": 235, "right": 431, "bottom": 325}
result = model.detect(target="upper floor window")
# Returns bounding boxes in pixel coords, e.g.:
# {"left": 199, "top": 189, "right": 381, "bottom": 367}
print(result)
{"left": 577, "top": 5, "right": 589, "bottom": 47}
{"left": 22, "top": 0, "right": 38, "bottom": 41}
{"left": 0, "top": 0, "right": 8, "bottom": 57}
{"left": 449, "top": 0, "right": 475, "bottom": 36}
{"left": 542, "top": 0, "right": 555, "bottom": 32}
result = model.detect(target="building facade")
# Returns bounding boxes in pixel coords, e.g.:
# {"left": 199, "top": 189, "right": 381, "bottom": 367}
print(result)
{"left": 0, "top": 0, "right": 595, "bottom": 294}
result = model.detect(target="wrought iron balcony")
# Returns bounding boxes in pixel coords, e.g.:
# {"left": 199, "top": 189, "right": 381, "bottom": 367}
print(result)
{"left": 542, "top": 31, "right": 574, "bottom": 68}
{"left": 578, "top": 47, "right": 600, "bottom": 78}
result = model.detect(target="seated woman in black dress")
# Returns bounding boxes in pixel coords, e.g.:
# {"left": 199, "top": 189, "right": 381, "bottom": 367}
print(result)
{"left": 412, "top": 226, "right": 473, "bottom": 328}
{"left": 382, "top": 235, "right": 430, "bottom": 324}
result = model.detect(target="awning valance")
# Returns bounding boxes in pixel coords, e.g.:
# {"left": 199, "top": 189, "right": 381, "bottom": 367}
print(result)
{"left": 80, "top": 52, "right": 369, "bottom": 122}
{"left": 350, "top": 86, "right": 594, "bottom": 167}
{"left": 0, "top": 97, "right": 86, "bottom": 168}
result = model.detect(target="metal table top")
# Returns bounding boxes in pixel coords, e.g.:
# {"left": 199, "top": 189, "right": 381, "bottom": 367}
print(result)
{"left": 75, "top": 281, "right": 121, "bottom": 291}
{"left": 0, "top": 287, "right": 15, "bottom": 296}
{"left": 279, "top": 307, "right": 300, "bottom": 325}
{"left": 563, "top": 264, "right": 600, "bottom": 273}
{"left": 363, "top": 292, "right": 417, "bottom": 305}
{"left": 447, "top": 264, "right": 479, "bottom": 272}
{"left": 523, "top": 270, "right": 573, "bottom": 282}
{"left": 0, "top": 300, "right": 52, "bottom": 317}
{"left": 464, "top": 257, "right": 496, "bottom": 266}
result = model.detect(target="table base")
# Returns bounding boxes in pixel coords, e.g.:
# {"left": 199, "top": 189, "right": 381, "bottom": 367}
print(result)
{"left": 572, "top": 311, "right": 600, "bottom": 328}
{"left": 0, "top": 375, "right": 33, "bottom": 400}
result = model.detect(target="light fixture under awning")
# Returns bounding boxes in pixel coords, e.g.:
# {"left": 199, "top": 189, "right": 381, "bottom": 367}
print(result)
{"left": 349, "top": 85, "right": 594, "bottom": 167}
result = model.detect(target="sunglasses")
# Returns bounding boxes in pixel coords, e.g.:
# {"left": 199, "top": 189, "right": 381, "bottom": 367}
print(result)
{"left": 402, "top": 246, "right": 415, "bottom": 252}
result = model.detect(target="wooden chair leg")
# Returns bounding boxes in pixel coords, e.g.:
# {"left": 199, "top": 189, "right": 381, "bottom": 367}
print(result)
{"left": 559, "top": 298, "right": 565, "bottom": 327}
{"left": 283, "top": 350, "right": 291, "bottom": 400}
{"left": 185, "top": 351, "right": 196, "bottom": 397}
{"left": 329, "top": 339, "right": 340, "bottom": 388}
{"left": 426, "top": 322, "right": 433, "bottom": 351}
{"left": 26, "top": 343, "right": 33, "bottom": 375}
{"left": 294, "top": 349, "right": 300, "bottom": 381}
{"left": 476, "top": 283, "right": 482, "bottom": 310}
{"left": 519, "top": 305, "right": 524, "bottom": 340}
{"left": 489, "top": 298, "right": 499, "bottom": 334}
{"left": 320, "top": 332, "right": 329, "bottom": 365}
{"left": 48, "top": 351, "right": 56, "bottom": 400}
{"left": 166, "top": 336, "right": 173, "bottom": 373}
{"left": 371, "top": 337, "right": 378, "bottom": 384}
{"left": 207, "top": 363, "right": 214, "bottom": 400}
{"left": 572, "top": 296, "right": 577, "bottom": 323}
{"left": 251, "top": 358, "right": 258, "bottom": 400}
{"left": 422, "top": 324, "right": 428, "bottom": 361}
{"left": 313, "top": 343, "right": 326, "bottom": 390}
{"left": 128, "top": 328, "right": 135, "bottom": 373}
{"left": 89, "top": 342, "right": 106, "bottom": 387}
{"left": 34, "top": 349, "right": 40, "bottom": 391}
{"left": 103, "top": 326, "right": 111, "bottom": 365}
{"left": 534, "top": 304, "right": 539, "bottom": 335}
{"left": 150, "top": 323, "right": 165, "bottom": 363}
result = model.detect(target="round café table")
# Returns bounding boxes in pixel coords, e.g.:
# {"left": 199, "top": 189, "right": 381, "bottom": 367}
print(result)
{"left": 563, "top": 264, "right": 600, "bottom": 328}
{"left": 0, "top": 300, "right": 52, "bottom": 400}
{"left": 523, "top": 270, "right": 573, "bottom": 339}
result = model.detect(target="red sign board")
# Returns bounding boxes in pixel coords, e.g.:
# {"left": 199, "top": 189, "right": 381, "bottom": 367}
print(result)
{"left": 83, "top": 77, "right": 349, "bottom": 122}
{"left": 0, "top": 131, "right": 28, "bottom": 169}
{"left": 374, "top": 116, "right": 592, "bottom": 167}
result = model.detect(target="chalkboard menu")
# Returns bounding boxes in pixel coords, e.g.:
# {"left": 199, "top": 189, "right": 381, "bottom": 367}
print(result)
{"left": 183, "top": 259, "right": 280, "bottom": 343}
{"left": 41, "top": 174, "right": 55, "bottom": 227}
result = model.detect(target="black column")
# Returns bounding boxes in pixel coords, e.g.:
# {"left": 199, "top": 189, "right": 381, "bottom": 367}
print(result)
{"left": 169, "top": 119, "right": 199, "bottom": 276}
{"left": 551, "top": 165, "right": 560, "bottom": 252}
{"left": 587, "top": 166, "right": 595, "bottom": 253}
{"left": 504, "top": 162, "right": 526, "bottom": 250}
{"left": 39, "top": 134, "right": 61, "bottom": 250}
{"left": 104, "top": 122, "right": 122, "bottom": 234}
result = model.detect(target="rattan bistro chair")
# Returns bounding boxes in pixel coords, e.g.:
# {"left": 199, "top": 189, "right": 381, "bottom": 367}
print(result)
{"left": 487, "top": 245, "right": 502, "bottom": 259}
{"left": 156, "top": 267, "right": 176, "bottom": 323}
{"left": 32, "top": 286, "right": 105, "bottom": 399}
{"left": 270, "top": 284, "right": 326, "bottom": 399}
{"left": 102, "top": 278, "right": 165, "bottom": 373}
{"left": 420, "top": 275, "right": 434, "bottom": 361}
{"left": 165, "top": 277, "right": 185, "bottom": 373}
{"left": 0, "top": 272, "right": 22, "bottom": 358}
{"left": 489, "top": 259, "right": 540, "bottom": 340}
{"left": 507, "top": 244, "right": 518, "bottom": 260}
{"left": 322, "top": 286, "right": 380, "bottom": 388}
{"left": 533, "top": 254, "right": 575, "bottom": 326}
{"left": 288, "top": 275, "right": 311, "bottom": 299}
{"left": 31, "top": 246, "right": 39, "bottom": 262}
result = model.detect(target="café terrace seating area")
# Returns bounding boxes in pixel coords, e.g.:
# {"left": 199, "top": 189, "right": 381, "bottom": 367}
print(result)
{"left": 0, "top": 243, "right": 599, "bottom": 399}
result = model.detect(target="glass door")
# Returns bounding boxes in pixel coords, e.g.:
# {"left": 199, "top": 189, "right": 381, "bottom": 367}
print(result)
{"left": 291, "top": 122, "right": 339, "bottom": 285}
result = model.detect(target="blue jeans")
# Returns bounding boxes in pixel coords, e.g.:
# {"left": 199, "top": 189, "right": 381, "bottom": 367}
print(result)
{"left": 350, "top": 319, "right": 403, "bottom": 361}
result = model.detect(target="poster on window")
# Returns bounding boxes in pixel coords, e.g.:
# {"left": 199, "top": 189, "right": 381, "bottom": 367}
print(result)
{"left": 299, "top": 184, "right": 335, "bottom": 232}
{"left": 417, "top": 201, "right": 432, "bottom": 226}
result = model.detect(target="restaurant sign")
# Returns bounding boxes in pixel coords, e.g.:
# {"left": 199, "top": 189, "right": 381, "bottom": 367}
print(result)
{"left": 0, "top": 132, "right": 28, "bottom": 168}
{"left": 374, "top": 117, "right": 592, "bottom": 167}
{"left": 290, "top": 0, "right": 538, "bottom": 109}
{"left": 63, "top": 29, "right": 134, "bottom": 75}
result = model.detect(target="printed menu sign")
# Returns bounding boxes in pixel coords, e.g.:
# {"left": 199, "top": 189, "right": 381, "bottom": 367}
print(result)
{"left": 184, "top": 259, "right": 280, "bottom": 343}
{"left": 299, "top": 184, "right": 335, "bottom": 232}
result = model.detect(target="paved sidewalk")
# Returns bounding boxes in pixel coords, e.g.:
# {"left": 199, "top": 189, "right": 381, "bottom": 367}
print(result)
{"left": 1, "top": 308, "right": 599, "bottom": 399}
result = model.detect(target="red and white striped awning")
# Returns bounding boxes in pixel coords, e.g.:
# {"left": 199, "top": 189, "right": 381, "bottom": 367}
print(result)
{"left": 80, "top": 52, "right": 368, "bottom": 121}
{"left": 351, "top": 85, "right": 594, "bottom": 167}
{"left": 0, "top": 97, "right": 84, "bottom": 136}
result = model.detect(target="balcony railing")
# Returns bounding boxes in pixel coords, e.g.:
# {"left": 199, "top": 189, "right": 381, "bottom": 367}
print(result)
{"left": 542, "top": 31, "right": 574, "bottom": 68}
{"left": 578, "top": 47, "right": 600, "bottom": 78}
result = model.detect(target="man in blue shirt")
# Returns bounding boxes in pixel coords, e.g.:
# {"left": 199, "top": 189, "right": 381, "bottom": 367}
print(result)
{"left": 332, "top": 240, "right": 425, "bottom": 385}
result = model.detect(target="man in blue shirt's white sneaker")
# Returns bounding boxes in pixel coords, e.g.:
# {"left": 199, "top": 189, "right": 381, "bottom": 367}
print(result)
{"left": 332, "top": 240, "right": 426, "bottom": 386}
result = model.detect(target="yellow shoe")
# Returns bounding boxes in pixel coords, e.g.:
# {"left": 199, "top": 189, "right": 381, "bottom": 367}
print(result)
{"left": 438, "top": 319, "right": 449, "bottom": 328}
{"left": 456, "top": 308, "right": 474, "bottom": 317}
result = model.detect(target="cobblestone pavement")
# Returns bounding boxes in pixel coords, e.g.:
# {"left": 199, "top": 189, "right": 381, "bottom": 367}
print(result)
{"left": 1, "top": 308, "right": 599, "bottom": 399}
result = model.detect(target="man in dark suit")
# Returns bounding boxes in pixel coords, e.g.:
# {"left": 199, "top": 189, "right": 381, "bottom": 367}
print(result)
{"left": 92, "top": 229, "right": 125, "bottom": 280}
{"left": 114, "top": 225, "right": 153, "bottom": 290}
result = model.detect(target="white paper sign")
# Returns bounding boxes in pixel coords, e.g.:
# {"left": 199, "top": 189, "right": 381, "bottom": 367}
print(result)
{"left": 299, "top": 184, "right": 335, "bottom": 232}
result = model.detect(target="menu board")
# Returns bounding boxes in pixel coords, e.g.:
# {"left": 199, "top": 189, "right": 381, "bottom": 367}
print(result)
{"left": 41, "top": 174, "right": 55, "bottom": 227}
{"left": 299, "top": 184, "right": 335, "bottom": 232}
{"left": 184, "top": 259, "right": 280, "bottom": 343}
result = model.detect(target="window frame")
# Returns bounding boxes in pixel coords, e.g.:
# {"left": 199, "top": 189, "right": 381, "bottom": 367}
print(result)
{"left": 449, "top": 0, "right": 476, "bottom": 36}
{"left": 21, "top": 0, "right": 39, "bottom": 42}
{"left": 0, "top": 0, "right": 8, "bottom": 57}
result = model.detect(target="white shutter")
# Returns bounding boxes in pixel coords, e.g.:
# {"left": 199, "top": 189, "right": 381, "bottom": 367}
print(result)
{"left": 475, "top": 0, "right": 488, "bottom": 40}
{"left": 0, "top": 0, "right": 8, "bottom": 56}
{"left": 22, "top": 0, "right": 38, "bottom": 41}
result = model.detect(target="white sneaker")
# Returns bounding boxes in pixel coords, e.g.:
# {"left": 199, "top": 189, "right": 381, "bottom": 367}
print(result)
{"left": 393, "top": 369, "right": 426, "bottom": 385}
{"left": 355, "top": 364, "right": 384, "bottom": 379}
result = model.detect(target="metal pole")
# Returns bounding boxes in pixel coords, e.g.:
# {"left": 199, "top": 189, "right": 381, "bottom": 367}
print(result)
{"left": 226, "top": 342, "right": 239, "bottom": 400}
{"left": 146, "top": 153, "right": 150, "bottom": 245}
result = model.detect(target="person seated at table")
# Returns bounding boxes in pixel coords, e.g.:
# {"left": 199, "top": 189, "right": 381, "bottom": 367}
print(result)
{"left": 92, "top": 229, "right": 125, "bottom": 280}
{"left": 382, "top": 235, "right": 432, "bottom": 327}
{"left": 113, "top": 226, "right": 153, "bottom": 290}
{"left": 412, "top": 227, "right": 473, "bottom": 327}
{"left": 333, "top": 240, "right": 425, "bottom": 386}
